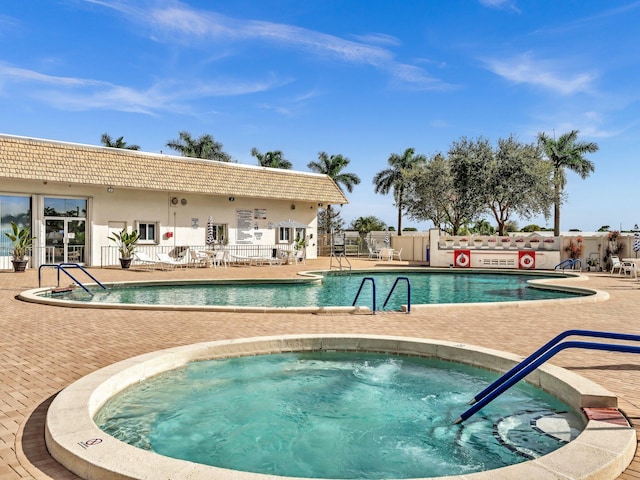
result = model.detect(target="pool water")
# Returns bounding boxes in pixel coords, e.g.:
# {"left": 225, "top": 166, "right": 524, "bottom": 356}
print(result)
{"left": 63, "top": 271, "right": 583, "bottom": 310}
{"left": 95, "top": 352, "right": 582, "bottom": 479}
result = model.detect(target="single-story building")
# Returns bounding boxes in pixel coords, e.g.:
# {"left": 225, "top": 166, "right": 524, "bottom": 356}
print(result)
{"left": 0, "top": 134, "right": 347, "bottom": 269}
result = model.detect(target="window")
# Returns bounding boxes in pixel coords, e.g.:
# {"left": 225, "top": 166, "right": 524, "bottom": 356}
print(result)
{"left": 211, "top": 224, "right": 227, "bottom": 244}
{"left": 278, "top": 227, "right": 291, "bottom": 243}
{"left": 1, "top": 195, "right": 31, "bottom": 252}
{"left": 136, "top": 222, "right": 158, "bottom": 244}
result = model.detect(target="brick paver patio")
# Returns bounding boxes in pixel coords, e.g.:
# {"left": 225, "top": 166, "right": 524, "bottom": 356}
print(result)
{"left": 1, "top": 259, "right": 639, "bottom": 479}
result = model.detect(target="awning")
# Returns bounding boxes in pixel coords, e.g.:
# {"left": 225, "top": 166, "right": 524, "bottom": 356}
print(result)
{"left": 272, "top": 219, "right": 309, "bottom": 228}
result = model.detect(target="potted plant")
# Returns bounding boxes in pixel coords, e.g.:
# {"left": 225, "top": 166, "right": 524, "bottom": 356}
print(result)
{"left": 544, "top": 237, "right": 556, "bottom": 250}
{"left": 459, "top": 237, "right": 468, "bottom": 248}
{"left": 4, "top": 221, "right": 35, "bottom": 272}
{"left": 473, "top": 237, "right": 484, "bottom": 248}
{"left": 487, "top": 237, "right": 497, "bottom": 247}
{"left": 108, "top": 228, "right": 141, "bottom": 269}
{"left": 529, "top": 237, "right": 540, "bottom": 250}
{"left": 445, "top": 237, "right": 454, "bottom": 248}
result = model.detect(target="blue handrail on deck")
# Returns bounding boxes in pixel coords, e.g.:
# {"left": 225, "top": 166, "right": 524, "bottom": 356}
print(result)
{"left": 455, "top": 329, "right": 640, "bottom": 424}
{"left": 554, "top": 258, "right": 582, "bottom": 272}
{"left": 383, "top": 276, "right": 411, "bottom": 313}
{"left": 352, "top": 277, "right": 376, "bottom": 312}
{"left": 38, "top": 263, "right": 107, "bottom": 295}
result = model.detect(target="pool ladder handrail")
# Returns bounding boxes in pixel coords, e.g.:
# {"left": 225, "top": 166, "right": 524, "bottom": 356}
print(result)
{"left": 383, "top": 276, "right": 411, "bottom": 313}
{"left": 554, "top": 258, "right": 582, "bottom": 272}
{"left": 455, "top": 329, "right": 640, "bottom": 424}
{"left": 38, "top": 263, "right": 107, "bottom": 295}
{"left": 352, "top": 276, "right": 412, "bottom": 313}
{"left": 352, "top": 277, "right": 376, "bottom": 312}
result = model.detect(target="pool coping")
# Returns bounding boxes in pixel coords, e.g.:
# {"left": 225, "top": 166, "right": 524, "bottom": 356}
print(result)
{"left": 20, "top": 268, "right": 608, "bottom": 314}
{"left": 45, "top": 334, "right": 636, "bottom": 480}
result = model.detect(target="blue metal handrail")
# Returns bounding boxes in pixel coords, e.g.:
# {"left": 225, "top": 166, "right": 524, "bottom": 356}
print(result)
{"left": 455, "top": 329, "right": 640, "bottom": 424}
{"left": 352, "top": 277, "right": 376, "bottom": 312}
{"left": 554, "top": 258, "right": 582, "bottom": 272}
{"left": 38, "top": 263, "right": 107, "bottom": 295}
{"left": 383, "top": 276, "right": 411, "bottom": 313}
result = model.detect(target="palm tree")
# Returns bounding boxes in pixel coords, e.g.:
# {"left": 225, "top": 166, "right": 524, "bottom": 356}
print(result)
{"left": 373, "top": 148, "right": 426, "bottom": 235}
{"left": 250, "top": 148, "right": 292, "bottom": 169}
{"left": 307, "top": 152, "right": 361, "bottom": 234}
{"left": 538, "top": 130, "right": 598, "bottom": 235}
{"left": 100, "top": 133, "right": 140, "bottom": 150}
{"left": 166, "top": 131, "right": 231, "bottom": 162}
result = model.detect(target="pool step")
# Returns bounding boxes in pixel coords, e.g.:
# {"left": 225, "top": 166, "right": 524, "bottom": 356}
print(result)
{"left": 494, "top": 410, "right": 584, "bottom": 459}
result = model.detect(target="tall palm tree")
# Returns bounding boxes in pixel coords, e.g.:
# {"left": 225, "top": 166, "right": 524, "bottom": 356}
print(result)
{"left": 538, "top": 130, "right": 598, "bottom": 235}
{"left": 373, "top": 147, "right": 426, "bottom": 235}
{"left": 307, "top": 152, "right": 361, "bottom": 234}
{"left": 166, "top": 131, "right": 231, "bottom": 162}
{"left": 250, "top": 148, "right": 292, "bottom": 169}
{"left": 100, "top": 133, "right": 140, "bottom": 150}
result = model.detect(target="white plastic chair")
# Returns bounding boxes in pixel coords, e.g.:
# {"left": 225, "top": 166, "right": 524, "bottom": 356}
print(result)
{"left": 295, "top": 249, "right": 306, "bottom": 264}
{"left": 189, "top": 249, "right": 209, "bottom": 268}
{"left": 610, "top": 256, "right": 623, "bottom": 275}
{"left": 392, "top": 248, "right": 403, "bottom": 261}
{"left": 212, "top": 250, "right": 228, "bottom": 268}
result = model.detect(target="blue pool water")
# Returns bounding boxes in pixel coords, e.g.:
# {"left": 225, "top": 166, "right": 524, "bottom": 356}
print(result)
{"left": 59, "top": 271, "right": 584, "bottom": 310}
{"left": 95, "top": 352, "right": 582, "bottom": 478}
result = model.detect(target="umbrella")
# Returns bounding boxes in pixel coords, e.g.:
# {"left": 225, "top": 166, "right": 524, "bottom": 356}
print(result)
{"left": 206, "top": 216, "right": 215, "bottom": 245}
{"left": 384, "top": 228, "right": 390, "bottom": 246}
{"left": 634, "top": 224, "right": 639, "bottom": 258}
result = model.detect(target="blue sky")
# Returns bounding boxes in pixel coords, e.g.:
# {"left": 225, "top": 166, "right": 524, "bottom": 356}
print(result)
{"left": 2, "top": 0, "right": 639, "bottom": 232}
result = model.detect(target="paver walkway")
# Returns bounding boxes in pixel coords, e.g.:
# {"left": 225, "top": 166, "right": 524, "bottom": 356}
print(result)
{"left": 1, "top": 259, "right": 639, "bottom": 479}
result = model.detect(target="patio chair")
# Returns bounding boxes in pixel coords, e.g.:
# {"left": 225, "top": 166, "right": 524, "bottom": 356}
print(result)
{"left": 610, "top": 256, "right": 623, "bottom": 275}
{"left": 133, "top": 252, "right": 159, "bottom": 271}
{"left": 156, "top": 252, "right": 184, "bottom": 270}
{"left": 189, "top": 249, "right": 210, "bottom": 268}
{"left": 212, "top": 250, "right": 228, "bottom": 268}
{"left": 621, "top": 260, "right": 638, "bottom": 279}
{"left": 368, "top": 246, "right": 380, "bottom": 260}
{"left": 392, "top": 248, "right": 403, "bottom": 261}
{"left": 295, "top": 249, "right": 306, "bottom": 264}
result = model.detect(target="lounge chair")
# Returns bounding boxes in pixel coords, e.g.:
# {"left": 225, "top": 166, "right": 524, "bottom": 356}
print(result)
{"left": 133, "top": 252, "right": 159, "bottom": 270}
{"left": 156, "top": 252, "right": 184, "bottom": 270}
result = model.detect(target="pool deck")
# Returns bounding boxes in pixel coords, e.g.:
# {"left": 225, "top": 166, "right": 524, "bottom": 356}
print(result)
{"left": 1, "top": 258, "right": 640, "bottom": 479}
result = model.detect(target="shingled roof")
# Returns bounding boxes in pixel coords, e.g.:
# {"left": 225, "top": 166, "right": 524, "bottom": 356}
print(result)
{"left": 0, "top": 135, "right": 349, "bottom": 204}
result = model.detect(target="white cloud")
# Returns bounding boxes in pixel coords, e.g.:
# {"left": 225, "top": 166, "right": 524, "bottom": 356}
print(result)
{"left": 87, "top": 0, "right": 447, "bottom": 89}
{"left": 0, "top": 63, "right": 285, "bottom": 114}
{"left": 478, "top": 0, "right": 521, "bottom": 13}
{"left": 483, "top": 53, "right": 596, "bottom": 95}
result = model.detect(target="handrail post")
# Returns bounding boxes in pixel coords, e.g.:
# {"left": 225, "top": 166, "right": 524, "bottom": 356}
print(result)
{"left": 352, "top": 277, "right": 376, "bottom": 313}
{"left": 383, "top": 276, "right": 411, "bottom": 313}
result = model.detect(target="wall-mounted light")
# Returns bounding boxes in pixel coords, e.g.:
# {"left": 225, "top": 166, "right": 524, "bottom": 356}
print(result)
{"left": 170, "top": 197, "right": 179, "bottom": 206}
{"left": 291, "top": 204, "right": 296, "bottom": 210}
{"left": 228, "top": 196, "right": 235, "bottom": 202}
{"left": 107, "top": 186, "right": 114, "bottom": 193}
{"left": 317, "top": 202, "right": 323, "bottom": 207}
{"left": 181, "top": 198, "right": 188, "bottom": 206}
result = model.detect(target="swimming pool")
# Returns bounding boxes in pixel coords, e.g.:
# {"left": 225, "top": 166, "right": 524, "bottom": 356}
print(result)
{"left": 94, "top": 351, "right": 584, "bottom": 478}
{"left": 26, "top": 269, "right": 601, "bottom": 312}
{"left": 46, "top": 335, "right": 635, "bottom": 480}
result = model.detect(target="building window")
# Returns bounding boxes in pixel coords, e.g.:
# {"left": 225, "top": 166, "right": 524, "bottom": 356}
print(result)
{"left": 136, "top": 222, "right": 158, "bottom": 244}
{"left": 0, "top": 195, "right": 31, "bottom": 252}
{"left": 211, "top": 224, "right": 227, "bottom": 244}
{"left": 278, "top": 227, "right": 291, "bottom": 243}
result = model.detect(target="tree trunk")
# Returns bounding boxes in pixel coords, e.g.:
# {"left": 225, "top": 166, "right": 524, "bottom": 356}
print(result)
{"left": 554, "top": 183, "right": 561, "bottom": 236}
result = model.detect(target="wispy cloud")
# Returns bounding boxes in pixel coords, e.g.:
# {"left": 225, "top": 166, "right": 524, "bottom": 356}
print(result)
{"left": 483, "top": 53, "right": 596, "bottom": 95}
{"left": 478, "top": 0, "right": 521, "bottom": 13}
{"left": 85, "top": 0, "right": 450, "bottom": 91}
{"left": 0, "top": 63, "right": 286, "bottom": 114}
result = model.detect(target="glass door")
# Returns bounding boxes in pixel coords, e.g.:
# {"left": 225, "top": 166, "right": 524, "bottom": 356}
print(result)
{"left": 45, "top": 218, "right": 86, "bottom": 263}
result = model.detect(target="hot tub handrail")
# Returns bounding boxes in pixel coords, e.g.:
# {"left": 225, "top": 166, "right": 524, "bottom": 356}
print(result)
{"left": 456, "top": 332, "right": 640, "bottom": 424}
{"left": 352, "top": 277, "right": 376, "bottom": 312}
{"left": 383, "top": 276, "right": 411, "bottom": 313}
{"left": 467, "top": 329, "right": 640, "bottom": 408}
{"left": 38, "top": 263, "right": 107, "bottom": 295}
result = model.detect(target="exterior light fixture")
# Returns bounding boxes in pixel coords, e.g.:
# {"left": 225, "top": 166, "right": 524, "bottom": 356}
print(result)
{"left": 107, "top": 186, "right": 114, "bottom": 193}
{"left": 228, "top": 197, "right": 235, "bottom": 202}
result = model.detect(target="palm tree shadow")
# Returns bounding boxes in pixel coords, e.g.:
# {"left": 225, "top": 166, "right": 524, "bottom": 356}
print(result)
{"left": 19, "top": 393, "right": 82, "bottom": 479}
